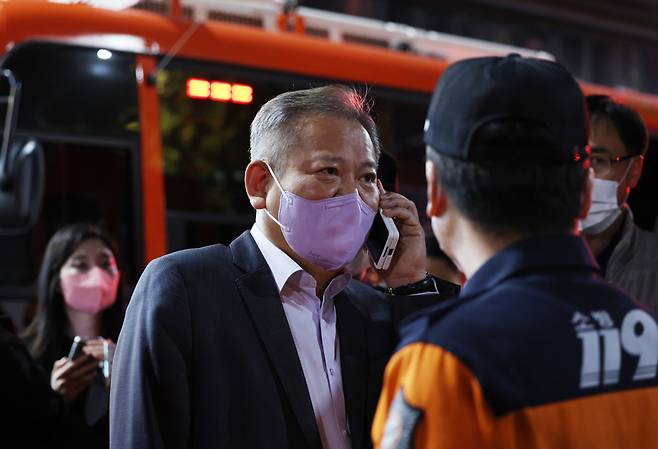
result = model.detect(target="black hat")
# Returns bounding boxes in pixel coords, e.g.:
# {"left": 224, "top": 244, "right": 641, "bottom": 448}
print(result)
{"left": 424, "top": 54, "right": 589, "bottom": 163}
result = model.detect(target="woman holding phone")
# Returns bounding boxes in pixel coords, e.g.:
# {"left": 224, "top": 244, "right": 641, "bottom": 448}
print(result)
{"left": 22, "top": 223, "right": 125, "bottom": 448}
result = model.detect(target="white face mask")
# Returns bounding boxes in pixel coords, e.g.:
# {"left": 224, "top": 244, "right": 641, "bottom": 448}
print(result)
{"left": 579, "top": 159, "right": 634, "bottom": 235}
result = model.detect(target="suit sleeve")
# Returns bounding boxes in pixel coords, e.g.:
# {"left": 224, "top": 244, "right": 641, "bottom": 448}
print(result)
{"left": 372, "top": 342, "right": 494, "bottom": 449}
{"left": 386, "top": 277, "right": 460, "bottom": 327}
{"left": 110, "top": 256, "right": 193, "bottom": 449}
{"left": 386, "top": 294, "right": 444, "bottom": 327}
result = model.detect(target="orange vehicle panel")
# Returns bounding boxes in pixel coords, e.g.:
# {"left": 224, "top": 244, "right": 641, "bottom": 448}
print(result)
{"left": 2, "top": 1, "right": 657, "bottom": 134}
{"left": 0, "top": 2, "right": 446, "bottom": 93}
{"left": 1, "top": 2, "right": 658, "bottom": 266}
{"left": 136, "top": 54, "right": 167, "bottom": 263}
{"left": 1, "top": 2, "right": 657, "bottom": 132}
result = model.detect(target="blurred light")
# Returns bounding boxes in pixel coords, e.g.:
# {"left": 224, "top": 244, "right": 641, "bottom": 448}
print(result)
{"left": 97, "top": 49, "right": 112, "bottom": 60}
{"left": 186, "top": 78, "right": 254, "bottom": 104}
{"left": 50, "top": 0, "right": 138, "bottom": 10}
{"left": 232, "top": 84, "right": 254, "bottom": 104}
{"left": 187, "top": 78, "right": 210, "bottom": 99}
{"left": 210, "top": 82, "right": 232, "bottom": 102}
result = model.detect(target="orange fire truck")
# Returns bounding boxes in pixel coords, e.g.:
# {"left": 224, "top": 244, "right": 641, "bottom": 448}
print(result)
{"left": 0, "top": 0, "right": 656, "bottom": 314}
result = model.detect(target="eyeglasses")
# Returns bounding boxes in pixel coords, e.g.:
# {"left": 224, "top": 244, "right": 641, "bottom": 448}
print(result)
{"left": 589, "top": 147, "right": 635, "bottom": 176}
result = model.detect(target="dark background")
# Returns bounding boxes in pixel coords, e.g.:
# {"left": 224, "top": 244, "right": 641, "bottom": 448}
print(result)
{"left": 305, "top": 0, "right": 658, "bottom": 95}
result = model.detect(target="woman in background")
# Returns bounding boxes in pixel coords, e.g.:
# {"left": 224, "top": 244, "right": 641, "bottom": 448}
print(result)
{"left": 22, "top": 223, "right": 125, "bottom": 448}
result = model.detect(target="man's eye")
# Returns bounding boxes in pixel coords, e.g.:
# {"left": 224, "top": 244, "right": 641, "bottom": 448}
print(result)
{"left": 320, "top": 167, "right": 338, "bottom": 176}
{"left": 72, "top": 263, "right": 89, "bottom": 271}
{"left": 363, "top": 173, "right": 377, "bottom": 183}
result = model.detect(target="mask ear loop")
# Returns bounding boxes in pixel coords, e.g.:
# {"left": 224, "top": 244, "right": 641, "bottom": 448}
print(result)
{"left": 618, "top": 155, "right": 637, "bottom": 185}
{"left": 263, "top": 160, "right": 287, "bottom": 196}
{"left": 261, "top": 160, "right": 291, "bottom": 232}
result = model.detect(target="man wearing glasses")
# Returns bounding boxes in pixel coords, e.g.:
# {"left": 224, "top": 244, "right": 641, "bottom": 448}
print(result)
{"left": 582, "top": 95, "right": 658, "bottom": 311}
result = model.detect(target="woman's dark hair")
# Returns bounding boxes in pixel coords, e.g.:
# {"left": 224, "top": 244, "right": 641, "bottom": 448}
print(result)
{"left": 22, "top": 223, "right": 125, "bottom": 364}
{"left": 587, "top": 95, "right": 648, "bottom": 156}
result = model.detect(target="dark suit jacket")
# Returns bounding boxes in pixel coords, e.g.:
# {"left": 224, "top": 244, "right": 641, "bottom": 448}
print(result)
{"left": 109, "top": 231, "right": 447, "bottom": 449}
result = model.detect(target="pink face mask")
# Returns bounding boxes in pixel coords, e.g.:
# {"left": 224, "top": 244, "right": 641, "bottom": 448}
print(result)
{"left": 263, "top": 161, "right": 376, "bottom": 270}
{"left": 60, "top": 267, "right": 120, "bottom": 314}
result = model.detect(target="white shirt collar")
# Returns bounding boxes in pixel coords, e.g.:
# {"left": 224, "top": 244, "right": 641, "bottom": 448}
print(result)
{"left": 250, "top": 223, "right": 351, "bottom": 298}
{"left": 250, "top": 224, "right": 303, "bottom": 293}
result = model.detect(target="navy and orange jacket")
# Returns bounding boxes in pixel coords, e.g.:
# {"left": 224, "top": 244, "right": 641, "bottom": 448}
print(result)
{"left": 373, "top": 234, "right": 658, "bottom": 449}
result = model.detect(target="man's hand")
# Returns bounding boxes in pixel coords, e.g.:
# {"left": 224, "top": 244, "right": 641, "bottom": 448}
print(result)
{"left": 377, "top": 182, "right": 427, "bottom": 288}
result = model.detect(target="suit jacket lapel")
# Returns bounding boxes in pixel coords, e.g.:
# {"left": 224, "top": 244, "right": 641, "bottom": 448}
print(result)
{"left": 230, "top": 232, "right": 322, "bottom": 449}
{"left": 335, "top": 287, "right": 368, "bottom": 449}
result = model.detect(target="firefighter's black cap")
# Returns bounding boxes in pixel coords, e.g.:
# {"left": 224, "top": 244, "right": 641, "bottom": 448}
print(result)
{"left": 424, "top": 54, "right": 589, "bottom": 163}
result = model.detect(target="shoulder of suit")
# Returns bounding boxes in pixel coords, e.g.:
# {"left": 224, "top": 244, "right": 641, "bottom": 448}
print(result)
{"left": 341, "top": 278, "right": 389, "bottom": 316}
{"left": 146, "top": 244, "right": 233, "bottom": 276}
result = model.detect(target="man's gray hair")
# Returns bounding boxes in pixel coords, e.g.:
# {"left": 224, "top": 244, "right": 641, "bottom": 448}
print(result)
{"left": 249, "top": 85, "right": 381, "bottom": 173}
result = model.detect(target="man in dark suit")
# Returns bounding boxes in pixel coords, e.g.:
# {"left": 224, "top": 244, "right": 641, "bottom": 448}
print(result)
{"left": 109, "top": 85, "right": 453, "bottom": 449}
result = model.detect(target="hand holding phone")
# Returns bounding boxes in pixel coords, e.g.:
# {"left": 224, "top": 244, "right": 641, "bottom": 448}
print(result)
{"left": 372, "top": 181, "right": 428, "bottom": 285}
{"left": 51, "top": 336, "right": 98, "bottom": 400}
{"left": 366, "top": 209, "right": 399, "bottom": 270}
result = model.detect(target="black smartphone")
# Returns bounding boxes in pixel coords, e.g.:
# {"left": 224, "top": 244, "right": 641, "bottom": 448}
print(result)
{"left": 67, "top": 335, "right": 87, "bottom": 360}
{"left": 366, "top": 209, "right": 400, "bottom": 270}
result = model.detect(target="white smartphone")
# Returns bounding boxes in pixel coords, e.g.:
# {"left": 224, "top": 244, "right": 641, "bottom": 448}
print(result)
{"left": 366, "top": 209, "right": 400, "bottom": 270}
{"left": 67, "top": 335, "right": 87, "bottom": 360}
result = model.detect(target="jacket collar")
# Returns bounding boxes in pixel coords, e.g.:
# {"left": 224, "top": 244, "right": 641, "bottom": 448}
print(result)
{"left": 229, "top": 231, "right": 323, "bottom": 449}
{"left": 229, "top": 230, "right": 371, "bottom": 449}
{"left": 229, "top": 230, "right": 269, "bottom": 274}
{"left": 462, "top": 234, "right": 599, "bottom": 298}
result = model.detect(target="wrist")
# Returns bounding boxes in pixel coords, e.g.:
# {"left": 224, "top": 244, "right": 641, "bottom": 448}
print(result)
{"left": 385, "top": 271, "right": 427, "bottom": 289}
{"left": 385, "top": 273, "right": 437, "bottom": 296}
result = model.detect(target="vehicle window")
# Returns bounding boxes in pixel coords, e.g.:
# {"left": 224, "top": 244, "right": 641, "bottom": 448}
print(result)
{"left": 1, "top": 42, "right": 139, "bottom": 139}
{"left": 0, "top": 142, "right": 138, "bottom": 307}
{"left": 159, "top": 62, "right": 304, "bottom": 251}
{"left": 0, "top": 43, "right": 141, "bottom": 328}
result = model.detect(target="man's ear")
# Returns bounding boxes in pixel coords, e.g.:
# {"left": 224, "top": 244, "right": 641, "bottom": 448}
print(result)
{"left": 578, "top": 168, "right": 594, "bottom": 220}
{"left": 628, "top": 155, "right": 644, "bottom": 189}
{"left": 245, "top": 160, "right": 270, "bottom": 210}
{"left": 425, "top": 160, "right": 448, "bottom": 219}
